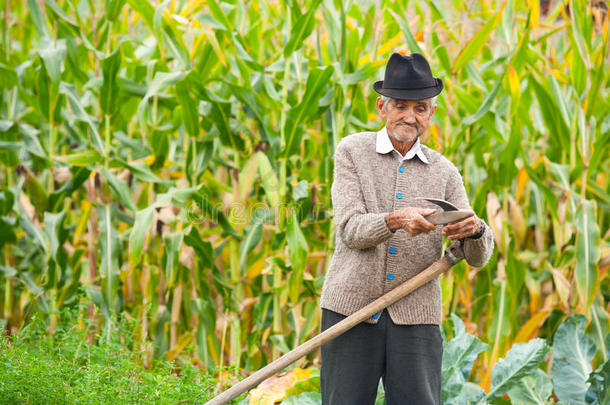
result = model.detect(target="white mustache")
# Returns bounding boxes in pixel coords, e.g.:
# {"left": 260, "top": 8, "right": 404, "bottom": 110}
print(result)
{"left": 397, "top": 123, "right": 419, "bottom": 129}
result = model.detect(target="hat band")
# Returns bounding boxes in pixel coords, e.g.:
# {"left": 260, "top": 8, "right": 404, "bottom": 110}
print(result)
{"left": 382, "top": 83, "right": 439, "bottom": 90}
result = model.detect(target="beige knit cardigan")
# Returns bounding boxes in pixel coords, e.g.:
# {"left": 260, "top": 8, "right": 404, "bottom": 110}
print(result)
{"left": 320, "top": 130, "right": 494, "bottom": 325}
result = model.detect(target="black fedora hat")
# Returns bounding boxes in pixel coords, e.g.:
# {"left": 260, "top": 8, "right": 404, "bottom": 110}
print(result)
{"left": 374, "top": 53, "right": 443, "bottom": 100}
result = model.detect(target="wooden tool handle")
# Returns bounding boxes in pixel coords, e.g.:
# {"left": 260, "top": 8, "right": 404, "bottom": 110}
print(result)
{"left": 205, "top": 253, "right": 458, "bottom": 405}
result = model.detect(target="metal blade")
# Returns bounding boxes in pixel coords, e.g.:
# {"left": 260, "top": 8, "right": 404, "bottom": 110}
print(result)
{"left": 426, "top": 210, "right": 474, "bottom": 225}
{"left": 415, "top": 197, "right": 459, "bottom": 211}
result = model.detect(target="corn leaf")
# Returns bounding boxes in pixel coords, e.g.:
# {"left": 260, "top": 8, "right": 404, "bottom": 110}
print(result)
{"left": 284, "top": 0, "right": 322, "bottom": 57}
{"left": 101, "top": 167, "right": 137, "bottom": 212}
{"left": 388, "top": 9, "right": 424, "bottom": 55}
{"left": 452, "top": 2, "right": 506, "bottom": 74}
{"left": 284, "top": 66, "right": 333, "bottom": 157}
{"left": 574, "top": 200, "right": 600, "bottom": 310}
{"left": 26, "top": 0, "right": 50, "bottom": 38}
{"left": 100, "top": 44, "right": 122, "bottom": 117}
{"left": 128, "top": 206, "right": 154, "bottom": 269}
{"left": 55, "top": 150, "right": 103, "bottom": 166}
{"left": 60, "top": 82, "right": 105, "bottom": 156}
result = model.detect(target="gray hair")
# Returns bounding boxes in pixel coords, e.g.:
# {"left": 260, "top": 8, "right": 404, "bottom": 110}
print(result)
{"left": 381, "top": 95, "right": 437, "bottom": 109}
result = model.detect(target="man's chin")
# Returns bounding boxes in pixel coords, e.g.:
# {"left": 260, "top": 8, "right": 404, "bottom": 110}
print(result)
{"left": 390, "top": 131, "right": 420, "bottom": 144}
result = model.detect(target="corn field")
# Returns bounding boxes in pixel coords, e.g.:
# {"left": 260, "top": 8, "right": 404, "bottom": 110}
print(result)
{"left": 0, "top": 0, "right": 609, "bottom": 396}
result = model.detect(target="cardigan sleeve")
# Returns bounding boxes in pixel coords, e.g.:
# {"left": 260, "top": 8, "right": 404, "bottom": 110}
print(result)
{"left": 444, "top": 165, "right": 494, "bottom": 267}
{"left": 331, "top": 140, "right": 394, "bottom": 250}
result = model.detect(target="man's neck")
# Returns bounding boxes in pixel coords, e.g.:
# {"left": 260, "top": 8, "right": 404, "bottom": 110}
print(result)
{"left": 390, "top": 138, "right": 418, "bottom": 157}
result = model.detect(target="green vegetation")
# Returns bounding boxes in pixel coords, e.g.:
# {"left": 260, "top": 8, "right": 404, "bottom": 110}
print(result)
{"left": 0, "top": 308, "right": 240, "bottom": 404}
{"left": 233, "top": 314, "right": 610, "bottom": 404}
{"left": 8, "top": 311, "right": 606, "bottom": 405}
{"left": 0, "top": 0, "right": 608, "bottom": 402}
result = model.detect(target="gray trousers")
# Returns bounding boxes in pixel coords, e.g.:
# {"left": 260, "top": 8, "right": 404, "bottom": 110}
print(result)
{"left": 320, "top": 309, "right": 442, "bottom": 405}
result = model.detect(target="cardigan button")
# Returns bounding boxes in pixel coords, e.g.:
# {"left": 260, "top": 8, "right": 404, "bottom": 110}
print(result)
{"left": 389, "top": 247, "right": 397, "bottom": 254}
{"left": 398, "top": 166, "right": 404, "bottom": 173}
{"left": 396, "top": 192, "right": 403, "bottom": 199}
{"left": 387, "top": 273, "right": 395, "bottom": 280}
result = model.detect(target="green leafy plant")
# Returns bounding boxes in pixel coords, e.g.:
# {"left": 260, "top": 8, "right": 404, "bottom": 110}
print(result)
{"left": 0, "top": 307, "right": 245, "bottom": 404}
{"left": 243, "top": 314, "right": 610, "bottom": 404}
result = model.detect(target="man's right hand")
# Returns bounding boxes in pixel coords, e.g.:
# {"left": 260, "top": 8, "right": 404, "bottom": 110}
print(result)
{"left": 385, "top": 207, "right": 437, "bottom": 235}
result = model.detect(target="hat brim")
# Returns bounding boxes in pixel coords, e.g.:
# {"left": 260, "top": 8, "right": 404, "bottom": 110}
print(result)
{"left": 373, "top": 78, "right": 444, "bottom": 100}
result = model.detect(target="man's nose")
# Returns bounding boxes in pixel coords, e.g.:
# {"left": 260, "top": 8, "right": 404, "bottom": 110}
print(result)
{"left": 402, "top": 109, "right": 416, "bottom": 123}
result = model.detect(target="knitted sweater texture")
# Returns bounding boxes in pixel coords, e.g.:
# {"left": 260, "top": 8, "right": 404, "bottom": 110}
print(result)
{"left": 320, "top": 130, "right": 494, "bottom": 325}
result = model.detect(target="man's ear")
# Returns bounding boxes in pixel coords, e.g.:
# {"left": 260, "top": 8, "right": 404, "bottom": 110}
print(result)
{"left": 430, "top": 104, "right": 437, "bottom": 118}
{"left": 376, "top": 97, "right": 386, "bottom": 120}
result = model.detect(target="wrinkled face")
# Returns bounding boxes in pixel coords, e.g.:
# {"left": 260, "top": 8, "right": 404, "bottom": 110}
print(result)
{"left": 376, "top": 98, "right": 436, "bottom": 144}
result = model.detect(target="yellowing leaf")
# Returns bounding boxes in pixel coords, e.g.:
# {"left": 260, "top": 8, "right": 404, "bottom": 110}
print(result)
{"left": 378, "top": 33, "right": 404, "bottom": 56}
{"left": 73, "top": 200, "right": 91, "bottom": 245}
{"left": 346, "top": 16, "right": 357, "bottom": 31}
{"left": 507, "top": 64, "right": 520, "bottom": 102}
{"left": 167, "top": 332, "right": 193, "bottom": 361}
{"left": 543, "top": 66, "right": 570, "bottom": 83}
{"left": 516, "top": 168, "right": 529, "bottom": 203}
{"left": 246, "top": 255, "right": 266, "bottom": 280}
{"left": 529, "top": 0, "right": 539, "bottom": 35}
{"left": 481, "top": 337, "right": 510, "bottom": 392}
{"left": 179, "top": 0, "right": 207, "bottom": 18}
{"left": 169, "top": 170, "right": 183, "bottom": 179}
{"left": 429, "top": 124, "right": 442, "bottom": 151}
{"left": 525, "top": 273, "right": 540, "bottom": 315}
{"left": 249, "top": 368, "right": 315, "bottom": 405}
{"left": 532, "top": 155, "right": 545, "bottom": 169}
{"left": 191, "top": 31, "right": 206, "bottom": 56}
{"left": 550, "top": 266, "right": 571, "bottom": 309}
{"left": 514, "top": 310, "right": 551, "bottom": 343}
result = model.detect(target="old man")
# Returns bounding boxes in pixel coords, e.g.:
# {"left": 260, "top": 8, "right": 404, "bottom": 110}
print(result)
{"left": 319, "top": 53, "right": 494, "bottom": 405}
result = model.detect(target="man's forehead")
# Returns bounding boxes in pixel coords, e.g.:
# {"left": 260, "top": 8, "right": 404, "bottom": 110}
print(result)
{"left": 390, "top": 98, "right": 431, "bottom": 105}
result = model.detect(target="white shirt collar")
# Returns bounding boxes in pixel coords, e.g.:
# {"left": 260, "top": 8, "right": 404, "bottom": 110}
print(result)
{"left": 375, "top": 127, "right": 430, "bottom": 164}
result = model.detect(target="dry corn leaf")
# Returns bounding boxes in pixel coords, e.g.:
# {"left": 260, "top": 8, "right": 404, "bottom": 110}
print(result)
{"left": 485, "top": 191, "right": 504, "bottom": 251}
{"left": 248, "top": 368, "right": 315, "bottom": 405}
{"left": 507, "top": 195, "right": 526, "bottom": 248}
{"left": 550, "top": 266, "right": 571, "bottom": 309}
{"left": 179, "top": 244, "right": 194, "bottom": 270}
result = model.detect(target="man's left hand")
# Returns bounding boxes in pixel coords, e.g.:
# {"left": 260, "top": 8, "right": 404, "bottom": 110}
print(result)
{"left": 442, "top": 215, "right": 482, "bottom": 240}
